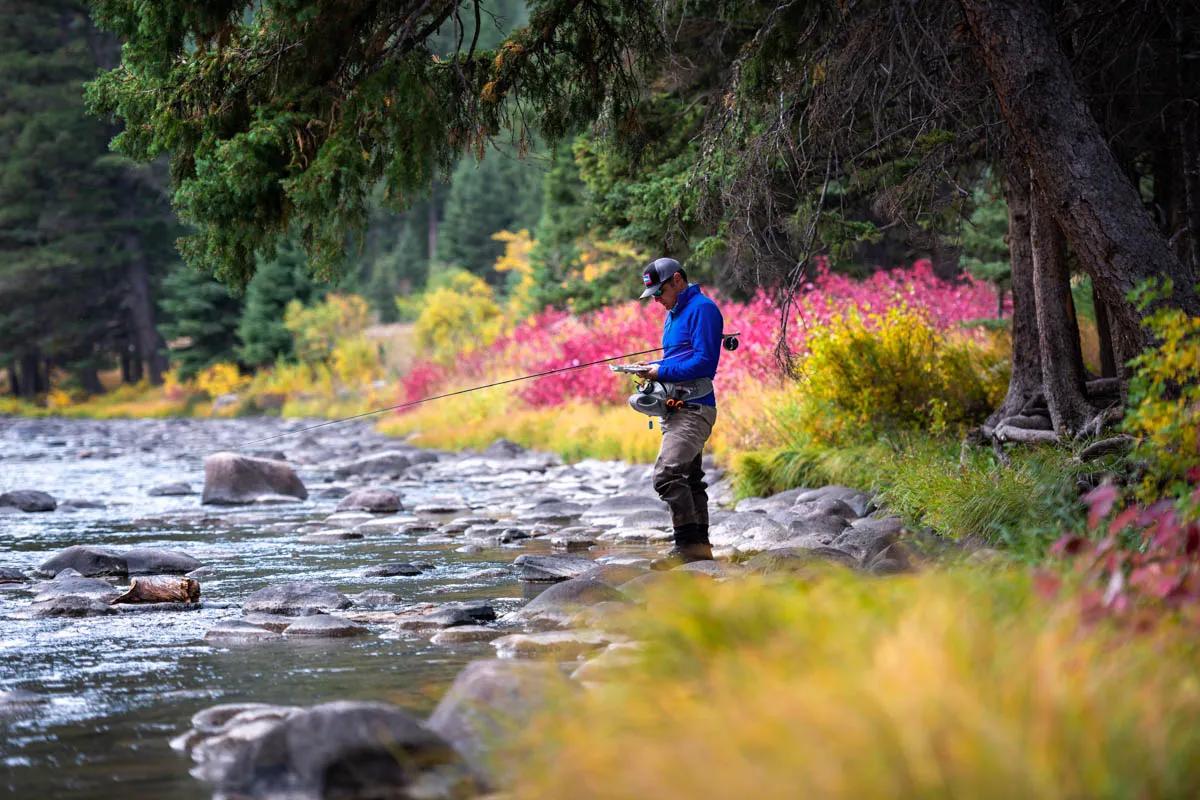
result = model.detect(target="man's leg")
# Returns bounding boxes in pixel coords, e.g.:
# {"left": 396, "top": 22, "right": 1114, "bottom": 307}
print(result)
{"left": 686, "top": 450, "right": 709, "bottom": 532}
{"left": 652, "top": 406, "right": 716, "bottom": 568}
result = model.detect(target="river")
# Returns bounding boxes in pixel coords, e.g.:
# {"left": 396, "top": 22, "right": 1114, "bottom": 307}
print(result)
{"left": 0, "top": 416, "right": 662, "bottom": 799}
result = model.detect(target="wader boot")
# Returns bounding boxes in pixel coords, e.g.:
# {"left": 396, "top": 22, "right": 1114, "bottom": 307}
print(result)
{"left": 650, "top": 523, "right": 713, "bottom": 570}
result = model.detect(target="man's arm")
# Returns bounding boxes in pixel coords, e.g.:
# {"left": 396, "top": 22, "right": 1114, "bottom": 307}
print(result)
{"left": 656, "top": 303, "right": 723, "bottom": 382}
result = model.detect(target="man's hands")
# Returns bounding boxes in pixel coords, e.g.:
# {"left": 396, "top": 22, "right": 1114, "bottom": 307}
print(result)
{"left": 630, "top": 362, "right": 660, "bottom": 379}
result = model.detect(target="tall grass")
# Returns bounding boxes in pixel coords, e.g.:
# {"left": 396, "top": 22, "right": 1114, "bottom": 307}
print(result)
{"left": 507, "top": 570, "right": 1200, "bottom": 800}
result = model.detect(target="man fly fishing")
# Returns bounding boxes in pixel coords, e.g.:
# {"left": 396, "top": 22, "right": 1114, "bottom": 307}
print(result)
{"left": 630, "top": 258, "right": 723, "bottom": 570}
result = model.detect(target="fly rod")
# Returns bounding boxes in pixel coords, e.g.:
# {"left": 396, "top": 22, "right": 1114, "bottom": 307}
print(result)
{"left": 232, "top": 333, "right": 740, "bottom": 449}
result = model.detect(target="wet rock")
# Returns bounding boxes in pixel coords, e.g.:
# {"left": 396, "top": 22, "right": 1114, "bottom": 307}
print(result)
{"left": 398, "top": 602, "right": 497, "bottom": 631}
{"left": 735, "top": 487, "right": 807, "bottom": 514}
{"left": 612, "top": 527, "right": 673, "bottom": 543}
{"left": 204, "top": 620, "right": 282, "bottom": 642}
{"left": 202, "top": 452, "right": 307, "bottom": 505}
{"left": 0, "top": 490, "right": 56, "bottom": 512}
{"left": 831, "top": 516, "right": 904, "bottom": 562}
{"left": 504, "top": 577, "right": 628, "bottom": 628}
{"left": 743, "top": 546, "right": 860, "bottom": 574}
{"left": 571, "top": 643, "right": 642, "bottom": 684}
{"left": 113, "top": 576, "right": 200, "bottom": 604}
{"left": 580, "top": 563, "right": 651, "bottom": 587}
{"left": 482, "top": 438, "right": 527, "bottom": 458}
{"left": 206, "top": 701, "right": 478, "bottom": 800}
{"left": 298, "top": 530, "right": 364, "bottom": 543}
{"left": 792, "top": 496, "right": 857, "bottom": 521}
{"left": 243, "top": 582, "right": 352, "bottom": 616}
{"left": 709, "top": 514, "right": 790, "bottom": 550}
{"left": 0, "top": 689, "right": 47, "bottom": 715}
{"left": 28, "top": 595, "right": 117, "bottom": 618}
{"left": 35, "top": 545, "right": 127, "bottom": 578}
{"left": 336, "top": 487, "right": 402, "bottom": 513}
{"left": 581, "top": 493, "right": 669, "bottom": 521}
{"left": 322, "top": 511, "right": 376, "bottom": 528}
{"left": 549, "top": 532, "right": 596, "bottom": 551}
{"left": 334, "top": 450, "right": 412, "bottom": 479}
{"left": 793, "top": 485, "right": 873, "bottom": 517}
{"left": 0, "top": 567, "right": 28, "bottom": 584}
{"left": 706, "top": 477, "right": 736, "bottom": 508}
{"left": 413, "top": 497, "right": 470, "bottom": 514}
{"left": 431, "top": 626, "right": 504, "bottom": 645}
{"left": 618, "top": 570, "right": 712, "bottom": 598}
{"left": 363, "top": 562, "right": 424, "bottom": 577}
{"left": 316, "top": 486, "right": 351, "bottom": 500}
{"left": 676, "top": 560, "right": 740, "bottom": 578}
{"left": 351, "top": 590, "right": 399, "bottom": 607}
{"left": 34, "top": 575, "right": 122, "bottom": 603}
{"left": 241, "top": 613, "right": 296, "bottom": 633}
{"left": 428, "top": 659, "right": 569, "bottom": 785}
{"left": 191, "top": 703, "right": 299, "bottom": 736}
{"left": 492, "top": 629, "right": 611, "bottom": 659}
{"left": 513, "top": 554, "right": 595, "bottom": 583}
{"left": 784, "top": 512, "right": 850, "bottom": 540}
{"left": 122, "top": 547, "right": 202, "bottom": 575}
{"left": 283, "top": 614, "right": 368, "bottom": 638}
{"left": 147, "top": 482, "right": 193, "bottom": 496}
{"left": 521, "top": 501, "right": 586, "bottom": 524}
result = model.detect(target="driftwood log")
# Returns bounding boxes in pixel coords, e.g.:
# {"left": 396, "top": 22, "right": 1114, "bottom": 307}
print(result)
{"left": 112, "top": 576, "right": 200, "bottom": 605}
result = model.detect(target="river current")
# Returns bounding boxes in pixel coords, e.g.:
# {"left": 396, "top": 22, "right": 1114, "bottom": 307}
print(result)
{"left": 0, "top": 416, "right": 659, "bottom": 799}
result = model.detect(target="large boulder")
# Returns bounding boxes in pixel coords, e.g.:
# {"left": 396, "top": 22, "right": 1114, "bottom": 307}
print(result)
{"left": 33, "top": 574, "right": 122, "bottom": 603}
{"left": 830, "top": 516, "right": 904, "bottom": 562}
{"left": 513, "top": 554, "right": 596, "bottom": 583}
{"left": 35, "top": 545, "right": 127, "bottom": 578}
{"left": 201, "top": 701, "right": 478, "bottom": 800}
{"left": 334, "top": 451, "right": 412, "bottom": 479}
{"left": 428, "top": 660, "right": 570, "bottom": 786}
{"left": 202, "top": 452, "right": 307, "bottom": 505}
{"left": 336, "top": 488, "right": 402, "bottom": 513}
{"left": 504, "top": 577, "right": 628, "bottom": 628}
{"left": 793, "top": 485, "right": 874, "bottom": 517}
{"left": 121, "top": 547, "right": 202, "bottom": 575}
{"left": 243, "top": 582, "right": 351, "bottom": 616}
{"left": 27, "top": 595, "right": 117, "bottom": 618}
{"left": 0, "top": 490, "right": 56, "bottom": 512}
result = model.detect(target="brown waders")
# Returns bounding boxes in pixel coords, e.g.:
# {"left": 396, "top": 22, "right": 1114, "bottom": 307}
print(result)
{"left": 651, "top": 404, "right": 717, "bottom": 569}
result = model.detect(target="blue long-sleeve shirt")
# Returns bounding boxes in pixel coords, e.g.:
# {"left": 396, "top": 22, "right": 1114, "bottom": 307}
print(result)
{"left": 656, "top": 283, "right": 723, "bottom": 407}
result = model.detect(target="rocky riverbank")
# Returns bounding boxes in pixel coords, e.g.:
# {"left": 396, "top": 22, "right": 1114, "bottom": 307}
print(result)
{"left": 1, "top": 416, "right": 945, "bottom": 799}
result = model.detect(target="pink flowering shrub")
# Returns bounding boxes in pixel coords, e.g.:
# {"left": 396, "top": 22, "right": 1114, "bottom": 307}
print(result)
{"left": 398, "top": 260, "right": 1000, "bottom": 410}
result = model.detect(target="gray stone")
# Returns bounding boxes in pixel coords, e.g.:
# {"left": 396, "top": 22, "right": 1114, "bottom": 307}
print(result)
{"left": 190, "top": 703, "right": 300, "bottom": 736}
{"left": 35, "top": 545, "right": 127, "bottom": 578}
{"left": 505, "top": 577, "right": 628, "bottom": 628}
{"left": 243, "top": 582, "right": 351, "bottom": 616}
{"left": 28, "top": 595, "right": 117, "bottom": 618}
{"left": 513, "top": 554, "right": 595, "bottom": 582}
{"left": 431, "top": 626, "right": 504, "bottom": 645}
{"left": 793, "top": 485, "right": 873, "bottom": 517}
{"left": 336, "top": 487, "right": 402, "bottom": 513}
{"left": 283, "top": 614, "right": 367, "bottom": 638}
{"left": 33, "top": 575, "right": 121, "bottom": 603}
{"left": 0, "top": 567, "right": 28, "bottom": 584}
{"left": 0, "top": 490, "right": 56, "bottom": 512}
{"left": 204, "top": 620, "right": 282, "bottom": 642}
{"left": 581, "top": 494, "right": 669, "bottom": 519}
{"left": 491, "top": 630, "right": 611, "bottom": 659}
{"left": 579, "top": 563, "right": 651, "bottom": 588}
{"left": 428, "top": 660, "right": 569, "bottom": 785}
{"left": 734, "top": 487, "right": 807, "bottom": 514}
{"left": 400, "top": 602, "right": 497, "bottom": 631}
{"left": 202, "top": 452, "right": 307, "bottom": 505}
{"left": 298, "top": 530, "right": 363, "bottom": 543}
{"left": 351, "top": 590, "right": 399, "bottom": 607}
{"left": 793, "top": 496, "right": 857, "bottom": 521}
{"left": 785, "top": 512, "right": 850, "bottom": 539}
{"left": 522, "top": 500, "right": 586, "bottom": 524}
{"left": 831, "top": 516, "right": 904, "bottom": 562}
{"left": 0, "top": 689, "right": 47, "bottom": 715}
{"left": 744, "top": 546, "right": 860, "bottom": 574}
{"left": 241, "top": 613, "right": 296, "bottom": 632}
{"left": 212, "top": 701, "right": 478, "bottom": 800}
{"left": 121, "top": 547, "right": 202, "bottom": 575}
{"left": 481, "top": 438, "right": 527, "bottom": 458}
{"left": 334, "top": 450, "right": 412, "bottom": 479}
{"left": 549, "top": 532, "right": 596, "bottom": 551}
{"left": 362, "top": 561, "right": 423, "bottom": 578}
{"left": 618, "top": 570, "right": 712, "bottom": 598}
{"left": 148, "top": 482, "right": 193, "bottom": 496}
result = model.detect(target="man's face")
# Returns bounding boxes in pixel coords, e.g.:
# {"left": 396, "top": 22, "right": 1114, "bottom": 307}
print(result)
{"left": 652, "top": 273, "right": 685, "bottom": 310}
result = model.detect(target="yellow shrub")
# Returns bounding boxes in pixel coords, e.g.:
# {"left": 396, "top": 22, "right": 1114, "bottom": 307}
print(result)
{"left": 194, "top": 362, "right": 247, "bottom": 399}
{"left": 799, "top": 306, "right": 1007, "bottom": 443}
{"left": 492, "top": 229, "right": 537, "bottom": 316}
{"left": 413, "top": 273, "right": 503, "bottom": 364}
{"left": 331, "top": 336, "right": 384, "bottom": 387}
{"left": 285, "top": 293, "right": 372, "bottom": 364}
{"left": 507, "top": 570, "right": 1200, "bottom": 800}
{"left": 1124, "top": 296, "right": 1200, "bottom": 499}
{"left": 45, "top": 388, "right": 74, "bottom": 410}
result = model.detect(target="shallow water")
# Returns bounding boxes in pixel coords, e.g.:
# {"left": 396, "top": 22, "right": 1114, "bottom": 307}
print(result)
{"left": 0, "top": 417, "right": 653, "bottom": 799}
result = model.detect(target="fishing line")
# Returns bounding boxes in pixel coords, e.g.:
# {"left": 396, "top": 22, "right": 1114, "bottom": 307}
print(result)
{"left": 231, "top": 332, "right": 741, "bottom": 450}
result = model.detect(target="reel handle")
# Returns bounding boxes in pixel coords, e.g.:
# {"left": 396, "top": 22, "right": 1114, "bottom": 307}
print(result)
{"left": 722, "top": 331, "right": 740, "bottom": 351}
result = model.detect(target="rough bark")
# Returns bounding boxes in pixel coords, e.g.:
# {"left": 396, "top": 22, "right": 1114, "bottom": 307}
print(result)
{"left": 76, "top": 365, "right": 103, "bottom": 395}
{"left": 5, "top": 365, "right": 17, "bottom": 397}
{"left": 958, "top": 0, "right": 1200, "bottom": 381}
{"left": 986, "top": 158, "right": 1042, "bottom": 427}
{"left": 1092, "top": 283, "right": 1116, "bottom": 379}
{"left": 123, "top": 238, "right": 167, "bottom": 385}
{"left": 1030, "top": 184, "right": 1092, "bottom": 436}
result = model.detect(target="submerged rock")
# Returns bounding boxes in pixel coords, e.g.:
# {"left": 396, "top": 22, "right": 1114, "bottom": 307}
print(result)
{"left": 122, "top": 547, "right": 202, "bottom": 575}
{"left": 504, "top": 577, "right": 628, "bottom": 628}
{"left": 336, "top": 487, "right": 402, "bottom": 513}
{"left": 431, "top": 626, "right": 504, "bottom": 645}
{"left": 363, "top": 562, "right": 424, "bottom": 577}
{"left": 27, "top": 595, "right": 117, "bottom": 618}
{"left": 202, "top": 452, "right": 307, "bottom": 505}
{"left": 35, "top": 545, "right": 126, "bottom": 578}
{"left": 147, "top": 482, "right": 193, "bottom": 496}
{"left": 491, "top": 629, "right": 612, "bottom": 660}
{"left": 283, "top": 613, "right": 367, "bottom": 638}
{"left": 243, "top": 582, "right": 351, "bottom": 616}
{"left": 513, "top": 554, "right": 595, "bottom": 583}
{"left": 0, "top": 567, "right": 29, "bottom": 584}
{"left": 204, "top": 620, "right": 282, "bottom": 642}
{"left": 33, "top": 575, "right": 122, "bottom": 603}
{"left": 334, "top": 451, "right": 412, "bottom": 479}
{"left": 0, "top": 490, "right": 56, "bottom": 512}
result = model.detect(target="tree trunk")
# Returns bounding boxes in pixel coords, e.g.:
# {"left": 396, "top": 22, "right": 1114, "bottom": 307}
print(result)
{"left": 76, "top": 364, "right": 103, "bottom": 395}
{"left": 6, "top": 365, "right": 18, "bottom": 397}
{"left": 1092, "top": 283, "right": 1116, "bottom": 379}
{"left": 120, "top": 342, "right": 135, "bottom": 384}
{"left": 987, "top": 158, "right": 1042, "bottom": 427}
{"left": 958, "top": 0, "right": 1200, "bottom": 382}
{"left": 123, "top": 236, "right": 167, "bottom": 385}
{"left": 17, "top": 352, "right": 40, "bottom": 398}
{"left": 1030, "top": 183, "right": 1092, "bottom": 436}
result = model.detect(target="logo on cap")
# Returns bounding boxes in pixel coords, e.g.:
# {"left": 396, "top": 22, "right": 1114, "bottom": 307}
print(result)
{"left": 642, "top": 271, "right": 654, "bottom": 286}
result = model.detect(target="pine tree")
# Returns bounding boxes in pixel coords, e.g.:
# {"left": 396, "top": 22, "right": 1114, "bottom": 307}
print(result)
{"left": 236, "top": 242, "right": 320, "bottom": 367}
{"left": 158, "top": 266, "right": 243, "bottom": 380}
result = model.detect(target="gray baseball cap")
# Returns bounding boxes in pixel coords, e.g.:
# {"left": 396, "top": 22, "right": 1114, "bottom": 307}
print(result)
{"left": 639, "top": 257, "right": 682, "bottom": 299}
